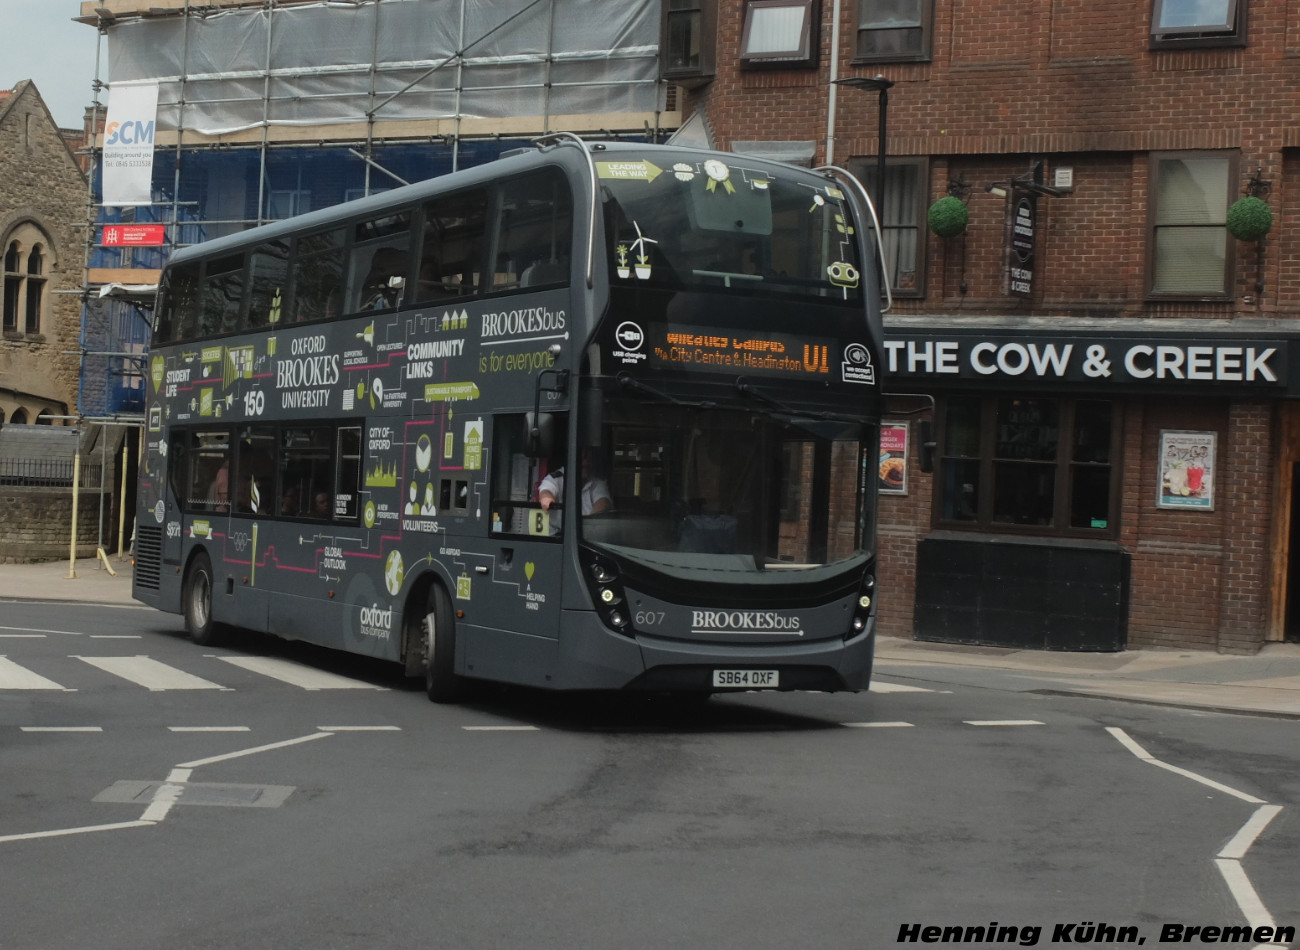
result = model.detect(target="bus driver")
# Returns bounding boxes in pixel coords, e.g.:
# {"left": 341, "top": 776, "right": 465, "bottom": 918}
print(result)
{"left": 538, "top": 448, "right": 611, "bottom": 515}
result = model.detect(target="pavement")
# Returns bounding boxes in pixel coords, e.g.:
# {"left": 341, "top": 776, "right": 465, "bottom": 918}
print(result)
{"left": 2, "top": 555, "right": 1300, "bottom": 718}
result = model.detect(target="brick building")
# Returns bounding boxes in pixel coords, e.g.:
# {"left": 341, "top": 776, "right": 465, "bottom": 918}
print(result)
{"left": 665, "top": 0, "right": 1300, "bottom": 652}
{"left": 0, "top": 80, "right": 86, "bottom": 424}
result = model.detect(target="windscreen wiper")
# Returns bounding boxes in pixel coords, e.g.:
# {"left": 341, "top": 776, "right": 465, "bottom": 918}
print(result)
{"left": 734, "top": 376, "right": 866, "bottom": 423}
{"left": 616, "top": 372, "right": 716, "bottom": 408}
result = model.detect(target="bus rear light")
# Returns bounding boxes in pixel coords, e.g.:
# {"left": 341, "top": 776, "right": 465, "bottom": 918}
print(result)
{"left": 608, "top": 610, "right": 627, "bottom": 628}
{"left": 600, "top": 588, "right": 617, "bottom": 604}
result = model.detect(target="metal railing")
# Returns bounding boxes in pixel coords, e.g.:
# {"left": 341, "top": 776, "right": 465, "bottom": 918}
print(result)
{"left": 0, "top": 458, "right": 104, "bottom": 488}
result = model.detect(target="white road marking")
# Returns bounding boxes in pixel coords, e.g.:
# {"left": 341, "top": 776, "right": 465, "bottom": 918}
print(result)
{"left": 1104, "top": 727, "right": 1264, "bottom": 804}
{"left": 0, "top": 657, "right": 70, "bottom": 690}
{"left": 90, "top": 635, "right": 142, "bottom": 640}
{"left": 177, "top": 731, "right": 333, "bottom": 769}
{"left": 318, "top": 725, "right": 402, "bottom": 731}
{"left": 141, "top": 768, "right": 192, "bottom": 823}
{"left": 0, "top": 820, "right": 155, "bottom": 844}
{"left": 463, "top": 725, "right": 540, "bottom": 731}
{"left": 1218, "top": 804, "right": 1283, "bottom": 860}
{"left": 75, "top": 655, "right": 229, "bottom": 691}
{"left": 1214, "top": 859, "right": 1275, "bottom": 932}
{"left": 843, "top": 721, "right": 914, "bottom": 728}
{"left": 21, "top": 726, "right": 102, "bottom": 733}
{"left": 0, "top": 634, "right": 45, "bottom": 639}
{"left": 869, "top": 681, "right": 932, "bottom": 693}
{"left": 0, "top": 625, "right": 82, "bottom": 636}
{"left": 168, "top": 726, "right": 251, "bottom": 733}
{"left": 212, "top": 655, "right": 384, "bottom": 690}
{"left": 964, "top": 720, "right": 1045, "bottom": 726}
{"left": 1106, "top": 726, "right": 1281, "bottom": 939}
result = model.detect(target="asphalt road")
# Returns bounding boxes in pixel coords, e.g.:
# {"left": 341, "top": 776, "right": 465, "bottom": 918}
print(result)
{"left": 1, "top": 601, "right": 1296, "bottom": 950}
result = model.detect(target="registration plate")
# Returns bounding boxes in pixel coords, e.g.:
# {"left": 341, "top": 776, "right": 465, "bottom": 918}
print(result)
{"left": 712, "top": 669, "right": 779, "bottom": 688}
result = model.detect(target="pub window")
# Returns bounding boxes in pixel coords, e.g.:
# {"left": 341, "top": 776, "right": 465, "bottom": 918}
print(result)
{"left": 291, "top": 227, "right": 346, "bottom": 322}
{"left": 936, "top": 395, "right": 1117, "bottom": 537}
{"left": 414, "top": 190, "right": 487, "bottom": 305}
{"left": 346, "top": 212, "right": 412, "bottom": 314}
{"left": 852, "top": 157, "right": 927, "bottom": 296}
{"left": 1147, "top": 152, "right": 1235, "bottom": 299}
{"left": 1150, "top": 0, "right": 1245, "bottom": 48}
{"left": 3, "top": 241, "right": 22, "bottom": 332}
{"left": 740, "top": 0, "right": 818, "bottom": 69}
{"left": 855, "top": 0, "right": 934, "bottom": 63}
{"left": 660, "top": 0, "right": 717, "bottom": 85}
{"left": 493, "top": 170, "right": 573, "bottom": 292}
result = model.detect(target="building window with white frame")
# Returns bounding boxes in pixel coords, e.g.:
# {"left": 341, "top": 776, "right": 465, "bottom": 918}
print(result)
{"left": 741, "top": 0, "right": 818, "bottom": 69}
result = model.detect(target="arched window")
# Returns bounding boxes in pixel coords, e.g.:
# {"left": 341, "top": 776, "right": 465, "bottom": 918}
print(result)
{"left": 2, "top": 241, "right": 19, "bottom": 332}
{"left": 1, "top": 224, "right": 53, "bottom": 335}
{"left": 25, "top": 245, "right": 45, "bottom": 333}
{"left": 10, "top": 408, "right": 29, "bottom": 425}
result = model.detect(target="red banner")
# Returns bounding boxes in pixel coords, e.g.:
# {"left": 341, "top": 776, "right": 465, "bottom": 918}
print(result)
{"left": 101, "top": 224, "right": 166, "bottom": 247}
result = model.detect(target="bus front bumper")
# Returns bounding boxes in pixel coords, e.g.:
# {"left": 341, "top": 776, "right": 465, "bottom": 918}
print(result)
{"left": 555, "top": 609, "right": 876, "bottom": 692}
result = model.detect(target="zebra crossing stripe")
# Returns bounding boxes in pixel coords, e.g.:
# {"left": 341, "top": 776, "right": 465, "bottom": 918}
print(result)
{"left": 74, "top": 656, "right": 229, "bottom": 691}
{"left": 212, "top": 655, "right": 384, "bottom": 690}
{"left": 869, "top": 681, "right": 932, "bottom": 693}
{"left": 0, "top": 656, "right": 70, "bottom": 690}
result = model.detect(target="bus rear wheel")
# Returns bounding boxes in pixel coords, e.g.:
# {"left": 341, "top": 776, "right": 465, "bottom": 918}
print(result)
{"left": 424, "top": 583, "right": 467, "bottom": 704}
{"left": 183, "top": 552, "right": 226, "bottom": 647}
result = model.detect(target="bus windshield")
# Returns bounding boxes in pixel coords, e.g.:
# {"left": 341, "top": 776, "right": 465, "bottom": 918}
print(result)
{"left": 600, "top": 150, "right": 863, "bottom": 303}
{"left": 580, "top": 395, "right": 873, "bottom": 579}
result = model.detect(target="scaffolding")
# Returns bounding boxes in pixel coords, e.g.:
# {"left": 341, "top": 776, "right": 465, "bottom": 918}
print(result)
{"left": 75, "top": 0, "right": 677, "bottom": 417}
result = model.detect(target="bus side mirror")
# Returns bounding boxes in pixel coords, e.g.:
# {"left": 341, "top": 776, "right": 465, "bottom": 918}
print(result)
{"left": 918, "top": 420, "right": 936, "bottom": 474}
{"left": 526, "top": 411, "right": 557, "bottom": 459}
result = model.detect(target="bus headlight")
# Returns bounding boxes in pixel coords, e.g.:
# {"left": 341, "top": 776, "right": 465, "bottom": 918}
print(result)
{"left": 848, "top": 570, "right": 876, "bottom": 638}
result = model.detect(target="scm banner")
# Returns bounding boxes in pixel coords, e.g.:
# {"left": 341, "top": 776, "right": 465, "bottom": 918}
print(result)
{"left": 103, "top": 82, "right": 159, "bottom": 207}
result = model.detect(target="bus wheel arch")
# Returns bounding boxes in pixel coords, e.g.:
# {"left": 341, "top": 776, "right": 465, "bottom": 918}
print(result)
{"left": 182, "top": 548, "right": 226, "bottom": 646}
{"left": 404, "top": 573, "right": 468, "bottom": 704}
{"left": 401, "top": 572, "right": 437, "bottom": 678}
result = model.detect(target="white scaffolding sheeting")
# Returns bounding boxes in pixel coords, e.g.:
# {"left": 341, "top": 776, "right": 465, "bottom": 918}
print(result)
{"left": 105, "top": 0, "right": 663, "bottom": 136}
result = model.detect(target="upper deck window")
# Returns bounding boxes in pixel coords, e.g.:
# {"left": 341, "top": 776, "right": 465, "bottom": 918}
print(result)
{"left": 600, "top": 153, "right": 862, "bottom": 304}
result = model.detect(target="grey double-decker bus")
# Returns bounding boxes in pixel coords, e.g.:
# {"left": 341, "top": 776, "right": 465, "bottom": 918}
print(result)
{"left": 133, "top": 137, "right": 886, "bottom": 701}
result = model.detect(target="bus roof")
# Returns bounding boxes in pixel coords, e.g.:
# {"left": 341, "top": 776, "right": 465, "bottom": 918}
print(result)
{"left": 163, "top": 141, "right": 843, "bottom": 268}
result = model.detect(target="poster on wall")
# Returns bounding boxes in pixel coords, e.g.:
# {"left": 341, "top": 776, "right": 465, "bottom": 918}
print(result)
{"left": 879, "top": 422, "right": 908, "bottom": 495}
{"left": 1158, "top": 430, "right": 1216, "bottom": 510}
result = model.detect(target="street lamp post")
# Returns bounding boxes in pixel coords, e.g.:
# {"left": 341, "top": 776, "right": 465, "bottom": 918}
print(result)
{"left": 831, "top": 75, "right": 895, "bottom": 221}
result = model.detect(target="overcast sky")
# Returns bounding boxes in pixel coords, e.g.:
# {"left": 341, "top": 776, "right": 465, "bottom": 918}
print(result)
{"left": 1, "top": 0, "right": 101, "bottom": 128}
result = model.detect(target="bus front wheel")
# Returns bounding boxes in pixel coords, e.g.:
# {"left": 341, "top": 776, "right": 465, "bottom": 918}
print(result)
{"left": 424, "top": 583, "right": 467, "bottom": 704}
{"left": 183, "top": 552, "right": 225, "bottom": 647}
